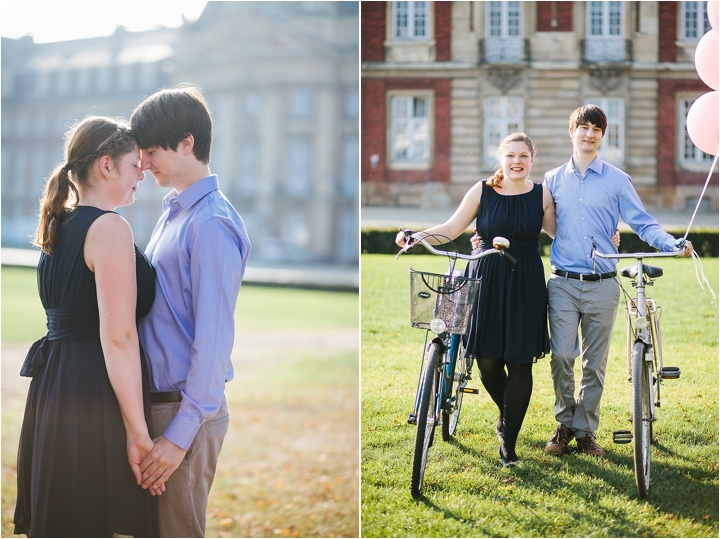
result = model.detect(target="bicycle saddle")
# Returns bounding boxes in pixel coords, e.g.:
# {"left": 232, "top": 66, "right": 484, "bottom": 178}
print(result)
{"left": 620, "top": 264, "right": 663, "bottom": 279}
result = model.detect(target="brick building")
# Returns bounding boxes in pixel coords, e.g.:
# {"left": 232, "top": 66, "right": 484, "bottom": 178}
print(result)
{"left": 361, "top": 1, "right": 718, "bottom": 212}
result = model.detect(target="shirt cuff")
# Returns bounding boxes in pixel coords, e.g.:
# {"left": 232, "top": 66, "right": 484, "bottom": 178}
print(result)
{"left": 162, "top": 413, "right": 201, "bottom": 451}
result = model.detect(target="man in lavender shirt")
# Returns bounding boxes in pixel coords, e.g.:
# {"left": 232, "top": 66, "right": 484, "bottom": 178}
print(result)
{"left": 131, "top": 84, "right": 251, "bottom": 537}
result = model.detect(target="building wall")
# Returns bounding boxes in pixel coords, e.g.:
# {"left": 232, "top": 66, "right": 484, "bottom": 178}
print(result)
{"left": 1, "top": 2, "right": 360, "bottom": 265}
{"left": 361, "top": 1, "right": 718, "bottom": 211}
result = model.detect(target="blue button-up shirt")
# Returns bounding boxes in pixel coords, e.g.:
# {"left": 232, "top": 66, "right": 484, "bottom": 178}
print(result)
{"left": 138, "top": 175, "right": 251, "bottom": 450}
{"left": 544, "top": 156, "right": 676, "bottom": 274}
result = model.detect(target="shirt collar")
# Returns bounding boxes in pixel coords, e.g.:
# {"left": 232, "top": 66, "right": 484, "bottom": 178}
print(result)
{"left": 566, "top": 155, "right": 604, "bottom": 177}
{"left": 163, "top": 175, "right": 219, "bottom": 210}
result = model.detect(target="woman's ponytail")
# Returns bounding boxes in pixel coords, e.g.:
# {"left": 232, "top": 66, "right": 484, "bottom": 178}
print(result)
{"left": 34, "top": 165, "right": 79, "bottom": 255}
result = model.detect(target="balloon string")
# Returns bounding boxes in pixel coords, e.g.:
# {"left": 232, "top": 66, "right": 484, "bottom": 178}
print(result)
{"left": 683, "top": 149, "right": 719, "bottom": 242}
{"left": 690, "top": 249, "right": 718, "bottom": 309}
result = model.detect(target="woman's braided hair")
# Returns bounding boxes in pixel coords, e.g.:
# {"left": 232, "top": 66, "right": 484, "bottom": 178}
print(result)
{"left": 487, "top": 132, "right": 536, "bottom": 188}
{"left": 34, "top": 116, "right": 137, "bottom": 255}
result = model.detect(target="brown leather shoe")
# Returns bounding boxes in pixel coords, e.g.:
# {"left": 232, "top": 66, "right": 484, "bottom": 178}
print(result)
{"left": 576, "top": 433, "right": 605, "bottom": 456}
{"left": 545, "top": 424, "right": 574, "bottom": 454}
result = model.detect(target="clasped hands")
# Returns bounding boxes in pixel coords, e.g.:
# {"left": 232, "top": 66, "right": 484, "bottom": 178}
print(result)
{"left": 128, "top": 434, "right": 187, "bottom": 496}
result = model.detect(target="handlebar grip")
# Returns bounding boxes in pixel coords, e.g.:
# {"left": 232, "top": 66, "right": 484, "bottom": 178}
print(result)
{"left": 499, "top": 251, "right": 516, "bottom": 267}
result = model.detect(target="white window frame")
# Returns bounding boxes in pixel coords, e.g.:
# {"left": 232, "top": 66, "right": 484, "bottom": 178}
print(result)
{"left": 587, "top": 97, "right": 625, "bottom": 165}
{"left": 679, "top": 96, "right": 715, "bottom": 168}
{"left": 388, "top": 91, "right": 433, "bottom": 169}
{"left": 392, "top": 1, "right": 428, "bottom": 40}
{"left": 587, "top": 1, "right": 624, "bottom": 37}
{"left": 483, "top": 97, "right": 523, "bottom": 165}
{"left": 486, "top": 1, "right": 522, "bottom": 38}
{"left": 680, "top": 1, "right": 711, "bottom": 41}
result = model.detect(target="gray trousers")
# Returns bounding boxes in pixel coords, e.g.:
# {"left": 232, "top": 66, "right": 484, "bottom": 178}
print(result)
{"left": 151, "top": 395, "right": 230, "bottom": 538}
{"left": 548, "top": 275, "right": 620, "bottom": 438}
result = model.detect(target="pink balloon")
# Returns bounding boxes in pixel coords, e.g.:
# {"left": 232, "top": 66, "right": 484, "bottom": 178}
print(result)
{"left": 686, "top": 91, "right": 719, "bottom": 155}
{"left": 708, "top": 1, "right": 719, "bottom": 30}
{"left": 695, "top": 29, "right": 719, "bottom": 90}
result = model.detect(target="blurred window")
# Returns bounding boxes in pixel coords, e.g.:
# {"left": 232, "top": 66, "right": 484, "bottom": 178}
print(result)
{"left": 286, "top": 138, "right": 311, "bottom": 195}
{"left": 341, "top": 137, "right": 358, "bottom": 196}
{"left": 289, "top": 89, "right": 312, "bottom": 117}
{"left": 483, "top": 97, "right": 523, "bottom": 164}
{"left": 245, "top": 91, "right": 261, "bottom": 118}
{"left": 240, "top": 140, "right": 260, "bottom": 196}
{"left": 345, "top": 89, "right": 359, "bottom": 118}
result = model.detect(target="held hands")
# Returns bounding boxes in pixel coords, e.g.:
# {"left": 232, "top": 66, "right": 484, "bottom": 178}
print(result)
{"left": 127, "top": 434, "right": 166, "bottom": 496}
{"left": 139, "top": 435, "right": 187, "bottom": 492}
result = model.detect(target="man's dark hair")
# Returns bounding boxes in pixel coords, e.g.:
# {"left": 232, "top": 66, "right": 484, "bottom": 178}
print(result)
{"left": 568, "top": 104, "right": 607, "bottom": 136}
{"left": 130, "top": 84, "right": 212, "bottom": 164}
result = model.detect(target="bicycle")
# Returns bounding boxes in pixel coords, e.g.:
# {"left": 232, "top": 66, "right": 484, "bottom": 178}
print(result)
{"left": 397, "top": 232, "right": 515, "bottom": 499}
{"left": 592, "top": 243, "right": 685, "bottom": 499}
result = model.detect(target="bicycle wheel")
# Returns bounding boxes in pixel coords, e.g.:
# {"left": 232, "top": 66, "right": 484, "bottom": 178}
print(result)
{"left": 442, "top": 335, "right": 467, "bottom": 441}
{"left": 632, "top": 341, "right": 652, "bottom": 499}
{"left": 411, "top": 342, "right": 440, "bottom": 499}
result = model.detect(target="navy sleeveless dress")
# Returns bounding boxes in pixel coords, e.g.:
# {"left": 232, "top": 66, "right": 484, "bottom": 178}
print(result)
{"left": 14, "top": 206, "right": 158, "bottom": 537}
{"left": 464, "top": 181, "right": 550, "bottom": 364}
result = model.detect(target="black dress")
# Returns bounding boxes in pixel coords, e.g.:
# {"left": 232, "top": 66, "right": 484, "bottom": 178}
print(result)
{"left": 465, "top": 181, "right": 550, "bottom": 364}
{"left": 13, "top": 206, "right": 158, "bottom": 537}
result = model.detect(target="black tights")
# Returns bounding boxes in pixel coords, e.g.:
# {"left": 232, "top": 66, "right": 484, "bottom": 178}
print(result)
{"left": 477, "top": 358, "right": 533, "bottom": 460}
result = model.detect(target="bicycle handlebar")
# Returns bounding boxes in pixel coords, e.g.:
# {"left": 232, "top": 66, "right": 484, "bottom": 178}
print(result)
{"left": 397, "top": 232, "right": 516, "bottom": 266}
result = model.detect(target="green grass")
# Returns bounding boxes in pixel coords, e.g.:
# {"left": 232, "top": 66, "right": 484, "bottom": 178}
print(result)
{"left": 1, "top": 265, "right": 359, "bottom": 538}
{"left": 361, "top": 254, "right": 718, "bottom": 538}
{"left": 1, "top": 266, "right": 358, "bottom": 343}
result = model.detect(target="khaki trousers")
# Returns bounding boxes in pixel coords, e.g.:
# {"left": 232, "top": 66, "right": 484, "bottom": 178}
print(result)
{"left": 548, "top": 275, "right": 620, "bottom": 439}
{"left": 151, "top": 395, "right": 229, "bottom": 538}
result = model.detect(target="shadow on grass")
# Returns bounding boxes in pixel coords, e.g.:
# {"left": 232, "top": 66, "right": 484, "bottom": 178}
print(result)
{"left": 404, "top": 432, "right": 718, "bottom": 533}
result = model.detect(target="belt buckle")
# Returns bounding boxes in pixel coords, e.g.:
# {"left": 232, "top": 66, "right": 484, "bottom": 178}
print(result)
{"left": 579, "top": 273, "right": 585, "bottom": 282}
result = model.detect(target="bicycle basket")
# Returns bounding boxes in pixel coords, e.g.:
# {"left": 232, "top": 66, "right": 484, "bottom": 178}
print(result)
{"left": 409, "top": 269, "right": 481, "bottom": 333}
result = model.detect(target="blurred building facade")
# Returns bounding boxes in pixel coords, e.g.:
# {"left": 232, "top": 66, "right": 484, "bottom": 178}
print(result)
{"left": 2, "top": 1, "right": 359, "bottom": 267}
{"left": 361, "top": 1, "right": 718, "bottom": 212}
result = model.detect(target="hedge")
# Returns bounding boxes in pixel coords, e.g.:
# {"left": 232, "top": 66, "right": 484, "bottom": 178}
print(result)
{"left": 361, "top": 228, "right": 719, "bottom": 257}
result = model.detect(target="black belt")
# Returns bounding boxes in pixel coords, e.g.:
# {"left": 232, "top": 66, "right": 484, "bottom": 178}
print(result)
{"left": 552, "top": 268, "right": 616, "bottom": 282}
{"left": 150, "top": 390, "right": 182, "bottom": 404}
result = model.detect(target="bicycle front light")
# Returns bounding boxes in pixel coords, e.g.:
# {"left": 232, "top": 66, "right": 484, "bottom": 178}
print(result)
{"left": 429, "top": 318, "right": 447, "bottom": 334}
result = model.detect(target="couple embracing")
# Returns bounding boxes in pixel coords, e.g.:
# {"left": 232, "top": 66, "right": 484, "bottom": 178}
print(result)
{"left": 14, "top": 85, "right": 251, "bottom": 537}
{"left": 397, "top": 104, "right": 692, "bottom": 467}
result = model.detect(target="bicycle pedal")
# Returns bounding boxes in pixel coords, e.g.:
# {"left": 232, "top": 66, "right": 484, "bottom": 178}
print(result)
{"left": 460, "top": 387, "right": 480, "bottom": 394}
{"left": 659, "top": 367, "right": 680, "bottom": 380}
{"left": 613, "top": 430, "right": 632, "bottom": 444}
{"left": 407, "top": 413, "right": 417, "bottom": 425}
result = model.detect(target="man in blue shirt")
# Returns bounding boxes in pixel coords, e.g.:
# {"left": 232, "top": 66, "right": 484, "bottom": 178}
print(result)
{"left": 131, "top": 85, "right": 251, "bottom": 537}
{"left": 543, "top": 104, "right": 692, "bottom": 457}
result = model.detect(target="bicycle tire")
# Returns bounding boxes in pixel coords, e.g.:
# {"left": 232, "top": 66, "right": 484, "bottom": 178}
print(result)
{"left": 442, "top": 336, "right": 467, "bottom": 441}
{"left": 632, "top": 341, "right": 652, "bottom": 499}
{"left": 411, "top": 342, "right": 440, "bottom": 499}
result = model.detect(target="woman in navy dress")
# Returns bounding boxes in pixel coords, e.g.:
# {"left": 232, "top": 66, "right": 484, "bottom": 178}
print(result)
{"left": 14, "top": 116, "right": 163, "bottom": 537}
{"left": 396, "top": 133, "right": 555, "bottom": 467}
